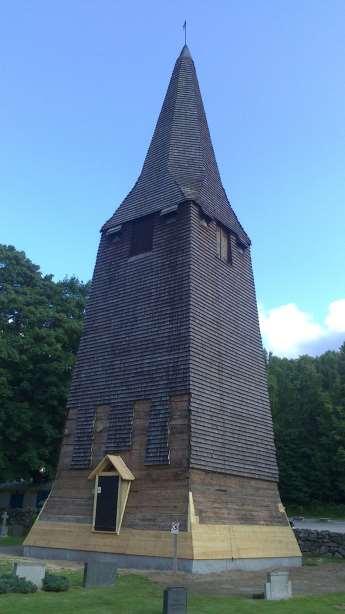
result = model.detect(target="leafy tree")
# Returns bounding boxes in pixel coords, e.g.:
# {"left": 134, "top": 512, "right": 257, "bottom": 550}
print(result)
{"left": 0, "top": 245, "right": 89, "bottom": 481}
{"left": 267, "top": 344, "right": 345, "bottom": 504}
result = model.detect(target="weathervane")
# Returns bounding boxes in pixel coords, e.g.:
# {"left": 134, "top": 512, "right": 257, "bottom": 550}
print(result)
{"left": 183, "top": 20, "right": 187, "bottom": 45}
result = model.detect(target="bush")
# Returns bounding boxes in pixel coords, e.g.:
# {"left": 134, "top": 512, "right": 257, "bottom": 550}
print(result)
{"left": 0, "top": 577, "right": 10, "bottom": 594}
{"left": 0, "top": 574, "right": 37, "bottom": 594}
{"left": 43, "top": 573, "right": 69, "bottom": 592}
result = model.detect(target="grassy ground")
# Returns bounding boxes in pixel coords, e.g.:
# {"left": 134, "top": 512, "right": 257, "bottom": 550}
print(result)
{"left": 286, "top": 502, "right": 345, "bottom": 519}
{"left": 0, "top": 565, "right": 345, "bottom": 613}
{"left": 303, "top": 554, "right": 345, "bottom": 566}
{"left": 0, "top": 536, "right": 24, "bottom": 546}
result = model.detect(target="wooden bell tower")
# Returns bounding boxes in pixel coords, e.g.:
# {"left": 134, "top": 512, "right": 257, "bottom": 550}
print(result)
{"left": 24, "top": 45, "right": 301, "bottom": 571}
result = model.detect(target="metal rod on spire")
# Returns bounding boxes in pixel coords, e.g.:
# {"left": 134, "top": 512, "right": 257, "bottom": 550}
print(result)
{"left": 183, "top": 20, "right": 187, "bottom": 45}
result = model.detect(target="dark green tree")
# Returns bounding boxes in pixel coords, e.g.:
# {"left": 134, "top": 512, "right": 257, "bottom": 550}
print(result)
{"left": 267, "top": 344, "right": 345, "bottom": 505}
{"left": 0, "top": 245, "right": 89, "bottom": 481}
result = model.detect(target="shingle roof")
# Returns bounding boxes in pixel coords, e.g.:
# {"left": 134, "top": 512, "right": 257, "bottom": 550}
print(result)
{"left": 103, "top": 45, "right": 250, "bottom": 246}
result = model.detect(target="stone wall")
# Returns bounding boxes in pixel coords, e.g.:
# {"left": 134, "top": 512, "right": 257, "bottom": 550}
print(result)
{"left": 295, "top": 528, "right": 345, "bottom": 558}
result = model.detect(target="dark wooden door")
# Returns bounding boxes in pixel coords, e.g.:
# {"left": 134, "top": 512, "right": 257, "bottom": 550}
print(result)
{"left": 94, "top": 475, "right": 119, "bottom": 532}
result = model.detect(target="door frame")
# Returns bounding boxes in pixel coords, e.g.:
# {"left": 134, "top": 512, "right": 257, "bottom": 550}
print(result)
{"left": 88, "top": 455, "right": 134, "bottom": 535}
{"left": 92, "top": 472, "right": 119, "bottom": 533}
{"left": 91, "top": 471, "right": 131, "bottom": 534}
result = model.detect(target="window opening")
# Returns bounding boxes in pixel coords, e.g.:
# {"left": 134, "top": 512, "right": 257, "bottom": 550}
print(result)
{"left": 130, "top": 215, "right": 154, "bottom": 256}
{"left": 216, "top": 224, "right": 232, "bottom": 264}
{"left": 10, "top": 493, "right": 24, "bottom": 509}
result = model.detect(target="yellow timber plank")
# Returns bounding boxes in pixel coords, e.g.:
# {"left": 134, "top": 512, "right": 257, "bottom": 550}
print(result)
{"left": 24, "top": 521, "right": 301, "bottom": 561}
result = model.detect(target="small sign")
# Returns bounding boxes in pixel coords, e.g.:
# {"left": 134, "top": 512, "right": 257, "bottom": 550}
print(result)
{"left": 170, "top": 521, "right": 180, "bottom": 535}
{"left": 97, "top": 486, "right": 102, "bottom": 494}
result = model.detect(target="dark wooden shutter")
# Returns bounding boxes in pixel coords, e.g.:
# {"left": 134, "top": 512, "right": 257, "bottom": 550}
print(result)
{"left": 216, "top": 224, "right": 230, "bottom": 263}
{"left": 220, "top": 227, "right": 228, "bottom": 262}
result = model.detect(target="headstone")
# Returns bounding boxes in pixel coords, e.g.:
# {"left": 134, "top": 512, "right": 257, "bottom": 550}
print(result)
{"left": 0, "top": 511, "right": 9, "bottom": 537}
{"left": 9, "top": 524, "right": 25, "bottom": 537}
{"left": 264, "top": 570, "right": 292, "bottom": 600}
{"left": 163, "top": 586, "right": 187, "bottom": 614}
{"left": 14, "top": 562, "right": 46, "bottom": 589}
{"left": 83, "top": 561, "right": 117, "bottom": 588}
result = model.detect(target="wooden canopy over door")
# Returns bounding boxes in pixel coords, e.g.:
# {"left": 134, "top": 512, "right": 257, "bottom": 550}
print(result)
{"left": 88, "top": 455, "right": 135, "bottom": 534}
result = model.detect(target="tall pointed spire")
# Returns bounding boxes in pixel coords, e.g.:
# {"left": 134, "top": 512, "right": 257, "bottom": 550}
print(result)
{"left": 104, "top": 46, "right": 250, "bottom": 246}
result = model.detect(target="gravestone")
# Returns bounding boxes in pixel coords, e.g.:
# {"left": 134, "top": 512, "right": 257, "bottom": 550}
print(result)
{"left": 265, "top": 570, "right": 292, "bottom": 600}
{"left": 83, "top": 561, "right": 117, "bottom": 588}
{"left": 0, "top": 511, "right": 9, "bottom": 537}
{"left": 163, "top": 586, "right": 187, "bottom": 614}
{"left": 14, "top": 562, "right": 46, "bottom": 589}
{"left": 9, "top": 524, "right": 25, "bottom": 537}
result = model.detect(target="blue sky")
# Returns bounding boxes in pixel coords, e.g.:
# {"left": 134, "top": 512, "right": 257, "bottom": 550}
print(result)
{"left": 1, "top": 1, "right": 344, "bottom": 356}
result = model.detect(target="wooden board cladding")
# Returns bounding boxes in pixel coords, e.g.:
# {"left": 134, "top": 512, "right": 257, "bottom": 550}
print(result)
{"left": 120, "top": 395, "right": 190, "bottom": 531}
{"left": 102, "top": 49, "right": 249, "bottom": 247}
{"left": 67, "top": 199, "right": 278, "bottom": 480}
{"left": 25, "top": 521, "right": 300, "bottom": 561}
{"left": 190, "top": 469, "right": 286, "bottom": 526}
{"left": 69, "top": 204, "right": 191, "bottom": 468}
{"left": 189, "top": 202, "right": 279, "bottom": 481}
{"left": 41, "top": 396, "right": 190, "bottom": 532}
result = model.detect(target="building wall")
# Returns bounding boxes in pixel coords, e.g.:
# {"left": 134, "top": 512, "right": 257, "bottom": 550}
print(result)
{"left": 41, "top": 395, "right": 190, "bottom": 531}
{"left": 189, "top": 203, "right": 279, "bottom": 481}
{"left": 0, "top": 488, "right": 50, "bottom": 511}
{"left": 190, "top": 469, "right": 286, "bottom": 526}
{"left": 68, "top": 203, "right": 191, "bottom": 469}
{"left": 0, "top": 492, "right": 9, "bottom": 508}
{"left": 40, "top": 200, "right": 283, "bottom": 535}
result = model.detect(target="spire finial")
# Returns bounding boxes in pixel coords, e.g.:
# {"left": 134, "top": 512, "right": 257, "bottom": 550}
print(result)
{"left": 183, "top": 20, "right": 187, "bottom": 46}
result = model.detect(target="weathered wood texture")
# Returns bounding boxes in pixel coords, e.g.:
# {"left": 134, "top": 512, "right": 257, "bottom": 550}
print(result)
{"left": 190, "top": 203, "right": 278, "bottom": 480}
{"left": 30, "top": 45, "right": 291, "bottom": 560}
{"left": 190, "top": 469, "right": 286, "bottom": 526}
{"left": 103, "top": 47, "right": 249, "bottom": 246}
{"left": 41, "top": 395, "right": 190, "bottom": 531}
{"left": 69, "top": 204, "right": 191, "bottom": 467}
{"left": 25, "top": 521, "right": 300, "bottom": 560}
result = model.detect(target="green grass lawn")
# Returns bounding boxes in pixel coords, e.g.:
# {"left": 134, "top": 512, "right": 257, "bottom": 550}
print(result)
{"left": 0, "top": 536, "right": 24, "bottom": 546}
{"left": 286, "top": 502, "right": 345, "bottom": 519}
{"left": 0, "top": 568, "right": 345, "bottom": 614}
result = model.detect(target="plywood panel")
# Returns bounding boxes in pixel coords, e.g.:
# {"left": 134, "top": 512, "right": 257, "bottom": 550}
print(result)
{"left": 24, "top": 520, "right": 300, "bottom": 561}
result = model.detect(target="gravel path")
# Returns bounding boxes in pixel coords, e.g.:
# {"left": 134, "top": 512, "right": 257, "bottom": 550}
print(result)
{"left": 143, "top": 563, "right": 345, "bottom": 597}
{"left": 293, "top": 519, "right": 345, "bottom": 533}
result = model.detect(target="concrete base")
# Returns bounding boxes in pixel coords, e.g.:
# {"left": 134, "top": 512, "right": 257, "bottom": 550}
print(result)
{"left": 23, "top": 545, "right": 301, "bottom": 574}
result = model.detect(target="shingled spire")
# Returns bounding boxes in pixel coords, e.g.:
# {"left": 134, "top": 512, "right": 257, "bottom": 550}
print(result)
{"left": 104, "top": 45, "right": 249, "bottom": 246}
{"left": 25, "top": 44, "right": 300, "bottom": 572}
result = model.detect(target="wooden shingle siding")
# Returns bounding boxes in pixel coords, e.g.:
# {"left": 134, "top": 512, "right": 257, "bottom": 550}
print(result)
{"left": 40, "top": 44, "right": 284, "bottom": 541}
{"left": 105, "top": 401, "right": 134, "bottom": 453}
{"left": 23, "top": 46, "right": 302, "bottom": 567}
{"left": 190, "top": 469, "right": 285, "bottom": 526}
{"left": 70, "top": 204, "right": 191, "bottom": 468}
{"left": 189, "top": 203, "right": 278, "bottom": 480}
{"left": 102, "top": 48, "right": 249, "bottom": 248}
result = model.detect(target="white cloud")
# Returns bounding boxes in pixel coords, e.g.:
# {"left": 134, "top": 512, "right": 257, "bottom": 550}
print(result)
{"left": 325, "top": 299, "right": 345, "bottom": 333}
{"left": 259, "top": 299, "right": 345, "bottom": 358}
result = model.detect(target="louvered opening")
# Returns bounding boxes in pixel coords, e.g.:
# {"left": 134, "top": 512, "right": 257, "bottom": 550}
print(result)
{"left": 216, "top": 223, "right": 232, "bottom": 264}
